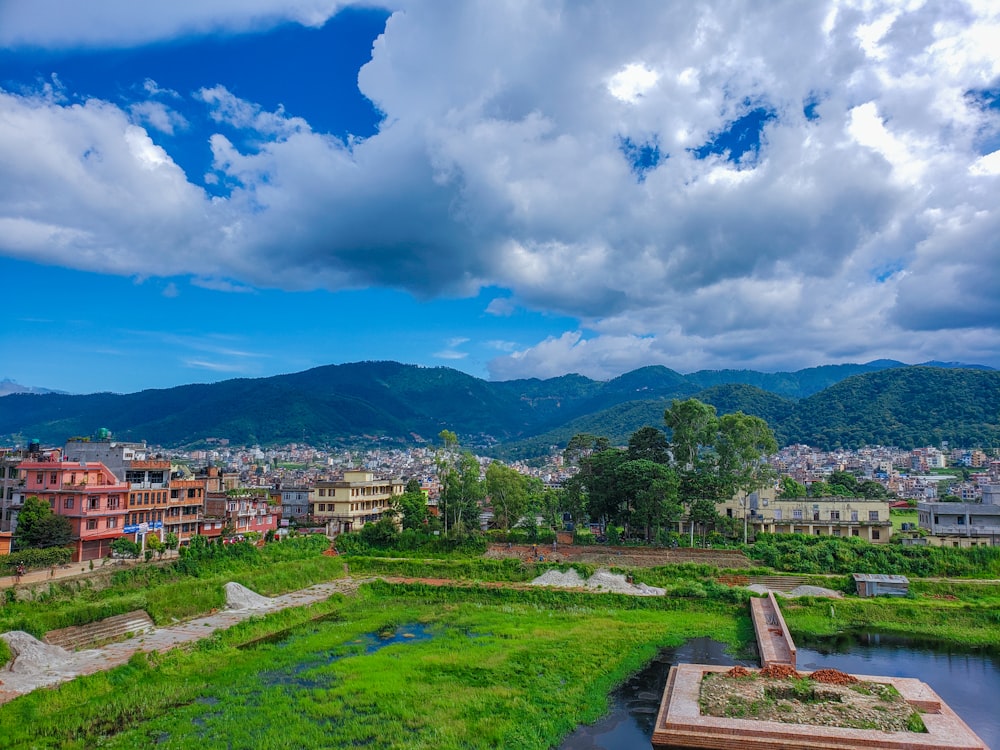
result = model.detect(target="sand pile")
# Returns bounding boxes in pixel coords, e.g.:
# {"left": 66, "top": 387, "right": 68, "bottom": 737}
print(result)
{"left": 530, "top": 568, "right": 665, "bottom": 596}
{"left": 225, "top": 582, "right": 274, "bottom": 610}
{"left": 1, "top": 631, "right": 74, "bottom": 673}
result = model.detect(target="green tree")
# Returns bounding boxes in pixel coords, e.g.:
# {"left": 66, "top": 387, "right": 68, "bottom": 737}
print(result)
{"left": 163, "top": 532, "right": 179, "bottom": 551}
{"left": 626, "top": 426, "right": 670, "bottom": 464}
{"left": 111, "top": 537, "right": 141, "bottom": 559}
{"left": 689, "top": 498, "right": 719, "bottom": 545}
{"left": 440, "top": 452, "right": 484, "bottom": 534}
{"left": 828, "top": 470, "right": 859, "bottom": 496}
{"left": 575, "top": 448, "right": 627, "bottom": 528}
{"left": 616, "top": 459, "right": 681, "bottom": 541}
{"left": 397, "top": 488, "right": 429, "bottom": 530}
{"left": 485, "top": 462, "right": 528, "bottom": 530}
{"left": 664, "top": 399, "right": 719, "bottom": 469}
{"left": 146, "top": 535, "right": 165, "bottom": 559}
{"left": 14, "top": 496, "right": 72, "bottom": 550}
{"left": 716, "top": 412, "right": 778, "bottom": 543}
{"left": 858, "top": 480, "right": 889, "bottom": 499}
{"left": 808, "top": 480, "right": 830, "bottom": 497}
{"left": 563, "top": 433, "right": 612, "bottom": 467}
{"left": 778, "top": 476, "right": 808, "bottom": 498}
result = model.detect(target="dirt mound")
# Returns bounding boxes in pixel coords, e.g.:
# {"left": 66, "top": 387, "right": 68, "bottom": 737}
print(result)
{"left": 1, "top": 631, "right": 73, "bottom": 673}
{"left": 224, "top": 582, "right": 274, "bottom": 610}
{"left": 759, "top": 664, "right": 800, "bottom": 679}
{"left": 530, "top": 569, "right": 587, "bottom": 588}
{"left": 725, "top": 666, "right": 753, "bottom": 678}
{"left": 811, "top": 668, "right": 858, "bottom": 685}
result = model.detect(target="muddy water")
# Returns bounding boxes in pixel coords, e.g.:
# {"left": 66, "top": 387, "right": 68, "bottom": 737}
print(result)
{"left": 558, "top": 635, "right": 1000, "bottom": 750}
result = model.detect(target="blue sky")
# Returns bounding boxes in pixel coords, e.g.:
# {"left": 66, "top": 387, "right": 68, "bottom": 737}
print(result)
{"left": 1, "top": 1, "right": 999, "bottom": 394}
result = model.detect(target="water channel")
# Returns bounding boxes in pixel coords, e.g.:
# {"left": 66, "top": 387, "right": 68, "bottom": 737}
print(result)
{"left": 557, "top": 635, "right": 1000, "bottom": 750}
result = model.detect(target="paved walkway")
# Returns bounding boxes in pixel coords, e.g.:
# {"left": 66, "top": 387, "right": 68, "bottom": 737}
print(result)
{"left": 0, "top": 578, "right": 365, "bottom": 705}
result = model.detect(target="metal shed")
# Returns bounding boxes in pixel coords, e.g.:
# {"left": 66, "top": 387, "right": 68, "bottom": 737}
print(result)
{"left": 852, "top": 573, "right": 910, "bottom": 597}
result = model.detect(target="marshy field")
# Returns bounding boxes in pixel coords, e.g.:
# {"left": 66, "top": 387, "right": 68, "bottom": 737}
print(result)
{"left": 3, "top": 537, "right": 1000, "bottom": 749}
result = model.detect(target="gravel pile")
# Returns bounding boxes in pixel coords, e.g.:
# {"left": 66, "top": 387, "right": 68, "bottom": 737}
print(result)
{"left": 746, "top": 583, "right": 771, "bottom": 595}
{"left": 530, "top": 569, "right": 587, "bottom": 588}
{"left": 530, "top": 568, "right": 665, "bottom": 596}
{"left": 225, "top": 582, "right": 275, "bottom": 610}
{"left": 787, "top": 585, "right": 843, "bottom": 598}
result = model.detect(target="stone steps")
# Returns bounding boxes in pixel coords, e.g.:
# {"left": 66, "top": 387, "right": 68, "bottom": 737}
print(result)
{"left": 748, "top": 574, "right": 811, "bottom": 592}
{"left": 44, "top": 610, "right": 155, "bottom": 651}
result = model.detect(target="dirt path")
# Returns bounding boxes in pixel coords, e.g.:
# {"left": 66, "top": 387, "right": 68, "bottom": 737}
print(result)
{"left": 0, "top": 577, "right": 365, "bottom": 705}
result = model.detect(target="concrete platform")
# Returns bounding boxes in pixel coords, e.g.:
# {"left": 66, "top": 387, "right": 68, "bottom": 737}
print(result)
{"left": 651, "top": 663, "right": 988, "bottom": 750}
{"left": 750, "top": 591, "right": 796, "bottom": 668}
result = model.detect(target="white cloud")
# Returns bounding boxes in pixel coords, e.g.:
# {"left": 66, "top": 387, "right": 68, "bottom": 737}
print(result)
{"left": 0, "top": 1, "right": 349, "bottom": 49}
{"left": 2, "top": 1, "right": 1000, "bottom": 377}
{"left": 608, "top": 63, "right": 659, "bottom": 103}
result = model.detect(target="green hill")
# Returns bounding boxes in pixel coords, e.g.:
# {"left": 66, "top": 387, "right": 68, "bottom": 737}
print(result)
{"left": 0, "top": 360, "right": 996, "bottom": 454}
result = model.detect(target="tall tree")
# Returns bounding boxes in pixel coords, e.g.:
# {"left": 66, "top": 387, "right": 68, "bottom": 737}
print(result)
{"left": 616, "top": 459, "right": 681, "bottom": 541}
{"left": 440, "top": 451, "right": 484, "bottom": 534}
{"left": 778, "top": 476, "right": 808, "bottom": 498}
{"left": 14, "top": 496, "right": 72, "bottom": 550}
{"left": 627, "top": 426, "right": 671, "bottom": 464}
{"left": 664, "top": 399, "right": 719, "bottom": 469}
{"left": 485, "top": 462, "right": 529, "bottom": 530}
{"left": 716, "top": 412, "right": 778, "bottom": 543}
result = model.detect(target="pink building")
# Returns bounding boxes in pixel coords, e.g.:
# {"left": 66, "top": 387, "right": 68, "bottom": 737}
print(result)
{"left": 19, "top": 460, "right": 129, "bottom": 561}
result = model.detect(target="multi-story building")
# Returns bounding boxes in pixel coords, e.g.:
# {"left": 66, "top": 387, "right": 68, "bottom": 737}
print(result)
{"left": 717, "top": 489, "right": 893, "bottom": 543}
{"left": 202, "top": 491, "right": 278, "bottom": 540}
{"left": 122, "top": 459, "right": 172, "bottom": 543}
{"left": 310, "top": 470, "right": 405, "bottom": 535}
{"left": 917, "top": 485, "right": 1000, "bottom": 546}
{"left": 166, "top": 472, "right": 207, "bottom": 546}
{"left": 18, "top": 459, "right": 128, "bottom": 561}
{"left": 1, "top": 441, "right": 61, "bottom": 532}
{"left": 278, "top": 486, "right": 311, "bottom": 522}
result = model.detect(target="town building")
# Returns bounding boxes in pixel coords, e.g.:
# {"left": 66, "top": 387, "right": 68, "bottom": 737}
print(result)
{"left": 278, "top": 486, "right": 311, "bottom": 522}
{"left": 202, "top": 490, "right": 278, "bottom": 540}
{"left": 916, "top": 485, "right": 1000, "bottom": 546}
{"left": 310, "top": 470, "right": 405, "bottom": 535}
{"left": 18, "top": 459, "right": 128, "bottom": 561}
{"left": 717, "top": 489, "right": 894, "bottom": 543}
{"left": 166, "top": 469, "right": 207, "bottom": 546}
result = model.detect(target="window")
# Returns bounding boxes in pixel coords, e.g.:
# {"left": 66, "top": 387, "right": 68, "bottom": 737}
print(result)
{"left": 851, "top": 511, "right": 859, "bottom": 522}
{"left": 50, "top": 473, "right": 58, "bottom": 484}
{"left": 852, "top": 529, "right": 860, "bottom": 537}
{"left": 957, "top": 516, "right": 965, "bottom": 525}
{"left": 872, "top": 529, "right": 881, "bottom": 540}
{"left": 792, "top": 509, "right": 803, "bottom": 520}
{"left": 89, "top": 496, "right": 100, "bottom": 510}
{"left": 108, "top": 496, "right": 120, "bottom": 510}
{"left": 106, "top": 517, "right": 117, "bottom": 528}
{"left": 773, "top": 509, "right": 782, "bottom": 520}
{"left": 36, "top": 472, "right": 43, "bottom": 484}
{"left": 830, "top": 510, "right": 840, "bottom": 521}
{"left": 86, "top": 519, "right": 98, "bottom": 530}
{"left": 868, "top": 511, "right": 879, "bottom": 522}
{"left": 64, "top": 497, "right": 74, "bottom": 509}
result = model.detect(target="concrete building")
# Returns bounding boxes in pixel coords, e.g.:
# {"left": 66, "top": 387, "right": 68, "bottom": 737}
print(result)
{"left": 719, "top": 490, "right": 894, "bottom": 543}
{"left": 310, "top": 470, "right": 405, "bottom": 535}
{"left": 18, "top": 459, "right": 128, "bottom": 561}
{"left": 278, "top": 486, "right": 311, "bottom": 522}
{"left": 166, "top": 472, "right": 207, "bottom": 546}
{"left": 202, "top": 491, "right": 278, "bottom": 540}
{"left": 917, "top": 485, "right": 1000, "bottom": 546}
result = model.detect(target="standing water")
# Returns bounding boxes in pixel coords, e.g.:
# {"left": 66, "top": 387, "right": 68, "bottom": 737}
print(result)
{"left": 558, "top": 635, "right": 1000, "bottom": 750}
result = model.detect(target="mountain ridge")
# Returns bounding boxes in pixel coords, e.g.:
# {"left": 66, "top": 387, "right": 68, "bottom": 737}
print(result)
{"left": 0, "top": 360, "right": 996, "bottom": 454}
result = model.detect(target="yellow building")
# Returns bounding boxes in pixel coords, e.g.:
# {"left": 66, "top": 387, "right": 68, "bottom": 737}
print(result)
{"left": 717, "top": 489, "right": 893, "bottom": 543}
{"left": 310, "top": 470, "right": 405, "bottom": 535}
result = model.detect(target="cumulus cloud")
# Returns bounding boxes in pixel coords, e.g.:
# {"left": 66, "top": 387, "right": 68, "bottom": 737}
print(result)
{"left": 2, "top": 1, "right": 1000, "bottom": 379}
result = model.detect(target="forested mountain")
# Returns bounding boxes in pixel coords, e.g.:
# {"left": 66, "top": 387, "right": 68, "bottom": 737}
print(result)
{"left": 0, "top": 361, "right": 995, "bottom": 453}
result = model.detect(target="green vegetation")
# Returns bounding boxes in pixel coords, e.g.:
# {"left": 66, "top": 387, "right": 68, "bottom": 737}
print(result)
{"left": 12, "top": 496, "right": 72, "bottom": 550}
{"left": 1, "top": 546, "right": 72, "bottom": 573}
{"left": 0, "top": 536, "right": 339, "bottom": 639}
{"left": 782, "top": 593, "right": 1000, "bottom": 648}
{"left": 745, "top": 533, "right": 1000, "bottom": 577}
{"left": 0, "top": 583, "right": 746, "bottom": 750}
{"left": 3, "top": 360, "right": 998, "bottom": 455}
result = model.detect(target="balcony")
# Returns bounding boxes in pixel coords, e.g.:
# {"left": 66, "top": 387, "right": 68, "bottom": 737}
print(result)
{"left": 931, "top": 524, "right": 1000, "bottom": 537}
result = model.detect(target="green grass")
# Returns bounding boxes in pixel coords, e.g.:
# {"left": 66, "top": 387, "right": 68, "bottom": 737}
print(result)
{"left": 0, "top": 583, "right": 748, "bottom": 750}
{"left": 890, "top": 509, "right": 918, "bottom": 531}
{"left": 781, "top": 594, "right": 1000, "bottom": 648}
